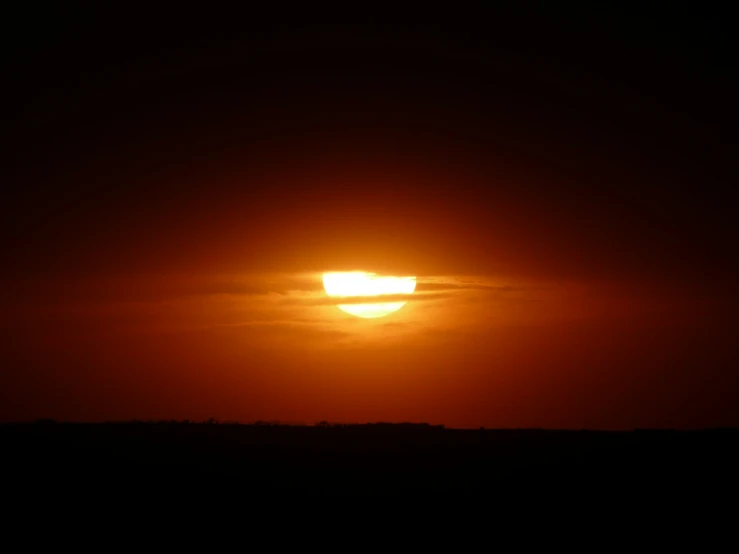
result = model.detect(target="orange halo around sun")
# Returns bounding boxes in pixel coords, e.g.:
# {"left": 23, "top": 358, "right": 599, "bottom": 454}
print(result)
{"left": 322, "top": 272, "right": 417, "bottom": 318}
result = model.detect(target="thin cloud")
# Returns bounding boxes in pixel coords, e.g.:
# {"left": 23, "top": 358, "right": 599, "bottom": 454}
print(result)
{"left": 285, "top": 291, "right": 454, "bottom": 306}
{"left": 416, "top": 283, "right": 525, "bottom": 293}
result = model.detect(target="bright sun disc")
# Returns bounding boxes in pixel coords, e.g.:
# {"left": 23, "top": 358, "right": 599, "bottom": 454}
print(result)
{"left": 322, "top": 272, "right": 416, "bottom": 318}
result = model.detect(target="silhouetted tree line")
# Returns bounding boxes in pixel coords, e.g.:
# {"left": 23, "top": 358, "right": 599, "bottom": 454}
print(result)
{"left": 26, "top": 419, "right": 738, "bottom": 432}
{"left": 28, "top": 418, "right": 447, "bottom": 429}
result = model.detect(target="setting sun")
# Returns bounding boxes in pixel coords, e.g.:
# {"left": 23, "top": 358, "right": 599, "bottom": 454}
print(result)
{"left": 322, "top": 272, "right": 417, "bottom": 318}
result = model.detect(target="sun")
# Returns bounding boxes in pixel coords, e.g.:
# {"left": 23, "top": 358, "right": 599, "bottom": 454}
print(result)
{"left": 322, "top": 272, "right": 417, "bottom": 318}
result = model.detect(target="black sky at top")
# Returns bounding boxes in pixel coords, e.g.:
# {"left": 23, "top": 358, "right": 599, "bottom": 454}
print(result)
{"left": 2, "top": 5, "right": 738, "bottom": 285}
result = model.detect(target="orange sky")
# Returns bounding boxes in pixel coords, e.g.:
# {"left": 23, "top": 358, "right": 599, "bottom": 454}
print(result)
{"left": 2, "top": 9, "right": 738, "bottom": 428}
{"left": 3, "top": 260, "right": 736, "bottom": 428}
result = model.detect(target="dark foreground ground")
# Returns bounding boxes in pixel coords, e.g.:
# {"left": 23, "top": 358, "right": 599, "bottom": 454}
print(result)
{"left": 2, "top": 422, "right": 737, "bottom": 507}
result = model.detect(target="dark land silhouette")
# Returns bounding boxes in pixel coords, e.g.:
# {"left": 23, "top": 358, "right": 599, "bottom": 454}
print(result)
{"left": 3, "top": 421, "right": 737, "bottom": 504}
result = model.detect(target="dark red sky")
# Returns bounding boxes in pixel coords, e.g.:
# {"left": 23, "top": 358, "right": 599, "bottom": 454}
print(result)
{"left": 2, "top": 6, "right": 738, "bottom": 428}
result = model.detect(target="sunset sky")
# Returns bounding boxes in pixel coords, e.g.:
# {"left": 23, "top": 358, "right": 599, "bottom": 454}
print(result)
{"left": 3, "top": 6, "right": 738, "bottom": 428}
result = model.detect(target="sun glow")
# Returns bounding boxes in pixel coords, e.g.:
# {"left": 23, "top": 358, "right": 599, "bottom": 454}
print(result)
{"left": 322, "top": 272, "right": 417, "bottom": 318}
